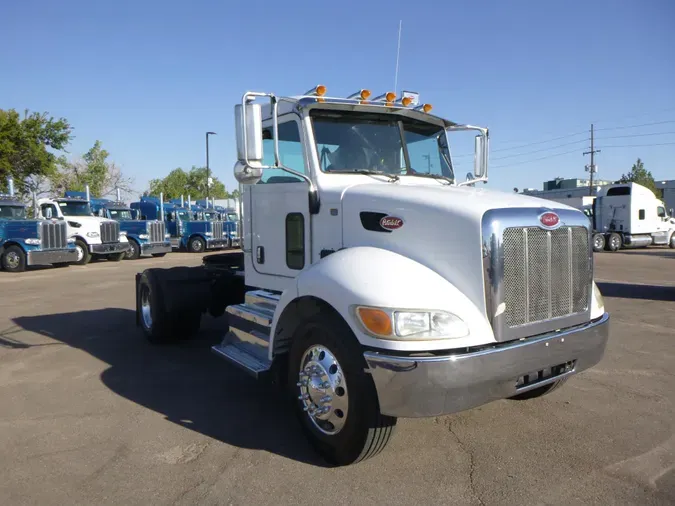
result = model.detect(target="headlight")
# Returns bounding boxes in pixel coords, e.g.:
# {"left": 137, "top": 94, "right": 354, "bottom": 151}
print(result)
{"left": 25, "top": 238, "right": 41, "bottom": 245}
{"left": 86, "top": 231, "right": 99, "bottom": 238}
{"left": 355, "top": 306, "right": 469, "bottom": 340}
{"left": 165, "top": 233, "right": 171, "bottom": 239}
{"left": 205, "top": 232, "right": 213, "bottom": 237}
{"left": 68, "top": 221, "right": 81, "bottom": 228}
{"left": 67, "top": 238, "right": 75, "bottom": 244}
{"left": 138, "top": 234, "right": 149, "bottom": 239}
{"left": 119, "top": 231, "right": 127, "bottom": 236}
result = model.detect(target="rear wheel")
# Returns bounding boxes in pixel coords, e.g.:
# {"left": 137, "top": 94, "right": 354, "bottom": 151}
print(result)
{"left": 287, "top": 310, "right": 397, "bottom": 466}
{"left": 592, "top": 233, "right": 605, "bottom": 252}
{"left": 1, "top": 245, "right": 27, "bottom": 273}
{"left": 606, "top": 233, "right": 621, "bottom": 252}
{"left": 125, "top": 239, "right": 141, "bottom": 260}
{"left": 74, "top": 239, "right": 91, "bottom": 265}
{"left": 510, "top": 379, "right": 568, "bottom": 400}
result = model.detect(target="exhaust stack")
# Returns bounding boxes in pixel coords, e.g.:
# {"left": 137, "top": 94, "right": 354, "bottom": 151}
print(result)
{"left": 85, "top": 185, "right": 91, "bottom": 202}
{"left": 116, "top": 188, "right": 121, "bottom": 201}
{"left": 7, "top": 177, "right": 14, "bottom": 197}
{"left": 159, "top": 192, "right": 164, "bottom": 221}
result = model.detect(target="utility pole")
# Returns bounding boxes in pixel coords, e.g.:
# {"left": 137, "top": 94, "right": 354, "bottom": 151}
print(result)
{"left": 583, "top": 123, "right": 601, "bottom": 196}
{"left": 206, "top": 131, "right": 217, "bottom": 200}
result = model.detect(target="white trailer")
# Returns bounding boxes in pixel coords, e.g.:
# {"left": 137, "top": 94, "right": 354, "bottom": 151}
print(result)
{"left": 134, "top": 85, "right": 609, "bottom": 465}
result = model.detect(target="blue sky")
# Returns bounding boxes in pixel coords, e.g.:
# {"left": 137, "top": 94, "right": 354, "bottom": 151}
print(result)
{"left": 1, "top": 0, "right": 673, "bottom": 196}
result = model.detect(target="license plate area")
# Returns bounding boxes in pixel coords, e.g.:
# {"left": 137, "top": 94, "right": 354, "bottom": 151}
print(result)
{"left": 515, "top": 360, "right": 576, "bottom": 390}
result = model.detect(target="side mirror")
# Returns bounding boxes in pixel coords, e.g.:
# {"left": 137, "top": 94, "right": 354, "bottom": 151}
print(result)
{"left": 473, "top": 134, "right": 489, "bottom": 179}
{"left": 44, "top": 208, "right": 52, "bottom": 219}
{"left": 234, "top": 102, "right": 264, "bottom": 185}
{"left": 670, "top": 208, "right": 674, "bottom": 216}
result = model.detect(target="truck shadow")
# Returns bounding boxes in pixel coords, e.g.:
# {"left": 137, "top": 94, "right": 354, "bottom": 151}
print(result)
{"left": 596, "top": 282, "right": 675, "bottom": 302}
{"left": 12, "top": 308, "right": 328, "bottom": 467}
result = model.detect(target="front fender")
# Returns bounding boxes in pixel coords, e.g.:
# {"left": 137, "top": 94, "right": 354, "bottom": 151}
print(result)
{"left": 269, "top": 246, "right": 495, "bottom": 354}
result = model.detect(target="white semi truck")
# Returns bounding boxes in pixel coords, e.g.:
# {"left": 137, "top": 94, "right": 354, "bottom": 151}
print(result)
{"left": 543, "top": 183, "right": 675, "bottom": 251}
{"left": 135, "top": 86, "right": 610, "bottom": 465}
{"left": 38, "top": 186, "right": 130, "bottom": 264}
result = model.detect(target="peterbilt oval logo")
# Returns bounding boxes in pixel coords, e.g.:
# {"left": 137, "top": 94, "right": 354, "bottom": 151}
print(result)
{"left": 539, "top": 212, "right": 560, "bottom": 228}
{"left": 380, "top": 216, "right": 404, "bottom": 230}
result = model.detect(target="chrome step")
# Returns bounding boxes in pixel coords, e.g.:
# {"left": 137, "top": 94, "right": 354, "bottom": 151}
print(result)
{"left": 211, "top": 340, "right": 271, "bottom": 379}
{"left": 245, "top": 290, "right": 280, "bottom": 310}
{"left": 227, "top": 304, "right": 274, "bottom": 327}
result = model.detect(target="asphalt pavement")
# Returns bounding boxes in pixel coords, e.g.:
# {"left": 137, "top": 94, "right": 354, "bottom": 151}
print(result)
{"left": 0, "top": 248, "right": 673, "bottom": 505}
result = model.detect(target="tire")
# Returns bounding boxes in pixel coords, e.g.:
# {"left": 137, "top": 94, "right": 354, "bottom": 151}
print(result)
{"left": 74, "top": 239, "right": 91, "bottom": 265}
{"left": 137, "top": 269, "right": 201, "bottom": 344}
{"left": 1, "top": 245, "right": 27, "bottom": 273}
{"left": 670, "top": 234, "right": 675, "bottom": 249}
{"left": 108, "top": 252, "right": 125, "bottom": 262}
{"left": 592, "top": 233, "right": 605, "bottom": 252}
{"left": 152, "top": 252, "right": 167, "bottom": 258}
{"left": 52, "top": 262, "right": 70, "bottom": 268}
{"left": 606, "top": 232, "right": 622, "bottom": 252}
{"left": 510, "top": 379, "right": 568, "bottom": 400}
{"left": 188, "top": 236, "right": 206, "bottom": 253}
{"left": 125, "top": 239, "right": 141, "bottom": 260}
{"left": 287, "top": 310, "right": 397, "bottom": 466}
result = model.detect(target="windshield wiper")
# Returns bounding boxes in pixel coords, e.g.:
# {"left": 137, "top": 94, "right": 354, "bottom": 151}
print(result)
{"left": 406, "top": 172, "right": 454, "bottom": 185}
{"left": 329, "top": 169, "right": 399, "bottom": 182}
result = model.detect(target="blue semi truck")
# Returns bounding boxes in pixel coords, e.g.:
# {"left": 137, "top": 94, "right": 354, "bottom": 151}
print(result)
{"left": 0, "top": 178, "right": 78, "bottom": 272}
{"left": 196, "top": 199, "right": 240, "bottom": 249}
{"left": 90, "top": 196, "right": 172, "bottom": 260}
{"left": 130, "top": 196, "right": 228, "bottom": 253}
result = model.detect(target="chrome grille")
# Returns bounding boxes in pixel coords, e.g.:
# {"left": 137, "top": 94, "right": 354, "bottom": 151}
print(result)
{"left": 212, "top": 221, "right": 223, "bottom": 239}
{"left": 40, "top": 221, "right": 68, "bottom": 249}
{"left": 100, "top": 221, "right": 120, "bottom": 243}
{"left": 146, "top": 221, "right": 165, "bottom": 243}
{"left": 502, "top": 226, "right": 591, "bottom": 329}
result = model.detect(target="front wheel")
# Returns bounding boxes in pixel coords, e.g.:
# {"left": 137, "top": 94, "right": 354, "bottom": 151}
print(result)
{"left": 287, "top": 310, "right": 397, "bottom": 466}
{"left": 188, "top": 236, "right": 205, "bottom": 253}
{"left": 592, "top": 233, "right": 605, "bottom": 252}
{"left": 670, "top": 233, "right": 675, "bottom": 249}
{"left": 1, "top": 245, "right": 27, "bottom": 273}
{"left": 74, "top": 239, "right": 91, "bottom": 265}
{"left": 125, "top": 239, "right": 141, "bottom": 260}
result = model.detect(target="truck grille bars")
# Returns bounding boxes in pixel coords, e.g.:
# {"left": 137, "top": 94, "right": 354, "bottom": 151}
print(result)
{"left": 100, "top": 221, "right": 120, "bottom": 243}
{"left": 40, "top": 221, "right": 68, "bottom": 249}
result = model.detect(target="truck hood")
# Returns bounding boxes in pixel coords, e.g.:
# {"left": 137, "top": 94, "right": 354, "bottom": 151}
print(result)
{"left": 1, "top": 220, "right": 40, "bottom": 239}
{"left": 340, "top": 182, "right": 579, "bottom": 316}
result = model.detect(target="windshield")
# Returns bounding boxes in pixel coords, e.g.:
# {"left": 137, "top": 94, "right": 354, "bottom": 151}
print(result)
{"left": 58, "top": 201, "right": 92, "bottom": 216}
{"left": 109, "top": 209, "right": 133, "bottom": 220}
{"left": 204, "top": 211, "right": 217, "bottom": 220}
{"left": 226, "top": 213, "right": 238, "bottom": 222}
{"left": 311, "top": 110, "right": 453, "bottom": 180}
{"left": 0, "top": 205, "right": 27, "bottom": 219}
{"left": 176, "top": 210, "right": 191, "bottom": 221}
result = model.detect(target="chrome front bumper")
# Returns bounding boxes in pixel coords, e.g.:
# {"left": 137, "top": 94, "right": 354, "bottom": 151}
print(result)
{"left": 140, "top": 242, "right": 172, "bottom": 255}
{"left": 27, "top": 248, "right": 79, "bottom": 266}
{"left": 364, "top": 312, "right": 610, "bottom": 418}
{"left": 206, "top": 238, "right": 228, "bottom": 249}
{"left": 91, "top": 242, "right": 130, "bottom": 254}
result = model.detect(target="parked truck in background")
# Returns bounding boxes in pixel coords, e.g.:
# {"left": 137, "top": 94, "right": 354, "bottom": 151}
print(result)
{"left": 543, "top": 183, "right": 675, "bottom": 251}
{"left": 197, "top": 199, "right": 240, "bottom": 249}
{"left": 0, "top": 178, "right": 78, "bottom": 272}
{"left": 135, "top": 85, "right": 609, "bottom": 465}
{"left": 38, "top": 187, "right": 130, "bottom": 265}
{"left": 90, "top": 194, "right": 171, "bottom": 260}
{"left": 130, "top": 196, "right": 228, "bottom": 252}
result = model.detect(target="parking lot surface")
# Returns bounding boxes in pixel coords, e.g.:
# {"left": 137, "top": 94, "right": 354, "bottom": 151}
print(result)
{"left": 1, "top": 249, "right": 674, "bottom": 505}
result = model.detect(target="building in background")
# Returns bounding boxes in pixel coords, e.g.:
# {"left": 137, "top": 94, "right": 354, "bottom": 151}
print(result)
{"left": 655, "top": 180, "right": 675, "bottom": 213}
{"left": 523, "top": 177, "right": 614, "bottom": 200}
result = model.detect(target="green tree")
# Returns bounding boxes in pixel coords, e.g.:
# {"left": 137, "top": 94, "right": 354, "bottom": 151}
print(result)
{"left": 148, "top": 166, "right": 228, "bottom": 199}
{"left": 51, "top": 140, "right": 134, "bottom": 199}
{"left": 618, "top": 158, "right": 661, "bottom": 196}
{"left": 0, "top": 108, "right": 72, "bottom": 195}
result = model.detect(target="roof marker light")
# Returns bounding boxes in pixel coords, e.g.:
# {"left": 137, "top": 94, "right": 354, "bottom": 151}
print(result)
{"left": 414, "top": 103, "right": 433, "bottom": 113}
{"left": 305, "top": 85, "right": 327, "bottom": 97}
{"left": 348, "top": 89, "right": 371, "bottom": 101}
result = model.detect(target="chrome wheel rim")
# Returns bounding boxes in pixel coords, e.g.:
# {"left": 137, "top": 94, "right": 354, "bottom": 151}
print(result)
{"left": 594, "top": 236, "right": 603, "bottom": 249}
{"left": 76, "top": 245, "right": 84, "bottom": 262}
{"left": 141, "top": 288, "right": 152, "bottom": 329}
{"left": 5, "top": 251, "right": 20, "bottom": 270}
{"left": 297, "top": 345, "right": 348, "bottom": 435}
{"left": 611, "top": 236, "right": 620, "bottom": 249}
{"left": 191, "top": 240, "right": 201, "bottom": 252}
{"left": 125, "top": 243, "right": 135, "bottom": 259}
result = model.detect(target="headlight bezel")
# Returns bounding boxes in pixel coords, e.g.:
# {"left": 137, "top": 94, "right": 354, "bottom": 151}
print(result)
{"left": 25, "top": 238, "right": 41, "bottom": 245}
{"left": 86, "top": 231, "right": 100, "bottom": 238}
{"left": 353, "top": 305, "right": 469, "bottom": 341}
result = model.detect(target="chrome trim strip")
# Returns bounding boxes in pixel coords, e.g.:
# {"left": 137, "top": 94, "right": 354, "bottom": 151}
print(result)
{"left": 514, "top": 369, "right": 576, "bottom": 394}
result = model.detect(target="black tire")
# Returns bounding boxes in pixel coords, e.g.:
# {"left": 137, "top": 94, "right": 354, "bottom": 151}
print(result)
{"left": 669, "top": 233, "right": 675, "bottom": 249}
{"left": 108, "top": 252, "right": 125, "bottom": 262}
{"left": 188, "top": 236, "right": 206, "bottom": 253}
{"left": 510, "top": 379, "right": 568, "bottom": 400}
{"left": 152, "top": 252, "right": 167, "bottom": 258}
{"left": 1, "top": 245, "right": 27, "bottom": 273}
{"left": 592, "top": 233, "right": 605, "bottom": 252}
{"left": 606, "top": 232, "right": 621, "bottom": 252}
{"left": 52, "top": 262, "right": 71, "bottom": 268}
{"left": 287, "top": 309, "right": 397, "bottom": 466}
{"left": 74, "top": 239, "right": 91, "bottom": 265}
{"left": 125, "top": 239, "right": 141, "bottom": 260}
{"left": 137, "top": 269, "right": 201, "bottom": 344}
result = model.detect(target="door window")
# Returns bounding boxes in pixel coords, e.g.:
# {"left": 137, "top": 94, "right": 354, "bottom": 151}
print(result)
{"left": 286, "top": 213, "right": 305, "bottom": 269}
{"left": 260, "top": 121, "right": 306, "bottom": 184}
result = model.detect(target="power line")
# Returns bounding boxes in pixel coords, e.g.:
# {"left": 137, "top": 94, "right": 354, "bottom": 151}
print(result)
{"left": 491, "top": 138, "right": 588, "bottom": 161}
{"left": 595, "top": 131, "right": 675, "bottom": 140}
{"left": 491, "top": 148, "right": 580, "bottom": 169}
{"left": 594, "top": 120, "right": 675, "bottom": 132}
{"left": 598, "top": 142, "right": 675, "bottom": 148}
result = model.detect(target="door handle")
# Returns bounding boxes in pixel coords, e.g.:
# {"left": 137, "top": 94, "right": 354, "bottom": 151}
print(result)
{"left": 256, "top": 246, "right": 265, "bottom": 264}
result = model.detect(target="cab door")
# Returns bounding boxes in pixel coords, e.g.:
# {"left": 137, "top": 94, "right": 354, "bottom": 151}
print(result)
{"left": 249, "top": 115, "right": 311, "bottom": 288}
